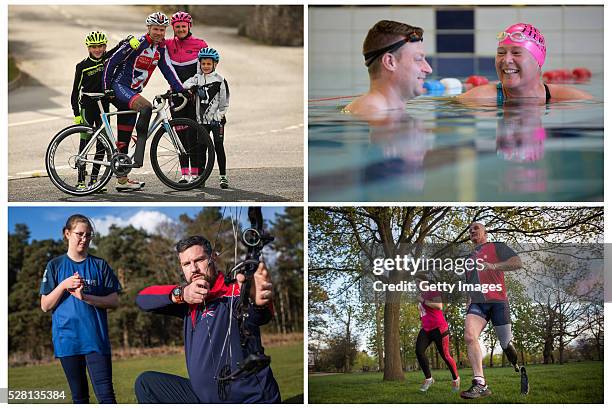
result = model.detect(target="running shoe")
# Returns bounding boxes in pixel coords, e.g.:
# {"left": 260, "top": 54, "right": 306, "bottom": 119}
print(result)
{"left": 451, "top": 377, "right": 461, "bottom": 392}
{"left": 460, "top": 379, "right": 492, "bottom": 399}
{"left": 76, "top": 181, "right": 87, "bottom": 190}
{"left": 520, "top": 366, "right": 529, "bottom": 395}
{"left": 178, "top": 175, "right": 189, "bottom": 184}
{"left": 419, "top": 378, "right": 434, "bottom": 392}
{"left": 116, "top": 178, "right": 145, "bottom": 192}
{"left": 89, "top": 178, "right": 107, "bottom": 193}
{"left": 219, "top": 175, "right": 229, "bottom": 189}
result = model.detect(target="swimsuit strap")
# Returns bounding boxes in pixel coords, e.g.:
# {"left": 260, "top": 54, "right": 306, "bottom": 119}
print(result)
{"left": 544, "top": 83, "right": 551, "bottom": 102}
{"left": 496, "top": 82, "right": 504, "bottom": 105}
{"left": 497, "top": 82, "right": 551, "bottom": 104}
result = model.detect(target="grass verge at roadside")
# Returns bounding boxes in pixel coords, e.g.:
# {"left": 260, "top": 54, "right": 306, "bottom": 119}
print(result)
{"left": 8, "top": 56, "right": 20, "bottom": 83}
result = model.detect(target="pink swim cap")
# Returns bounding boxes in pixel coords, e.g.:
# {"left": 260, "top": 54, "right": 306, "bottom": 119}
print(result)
{"left": 498, "top": 23, "right": 546, "bottom": 68}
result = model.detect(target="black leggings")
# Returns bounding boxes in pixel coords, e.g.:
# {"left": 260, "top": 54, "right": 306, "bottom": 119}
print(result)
{"left": 415, "top": 327, "right": 459, "bottom": 380}
{"left": 202, "top": 123, "right": 226, "bottom": 175}
{"left": 78, "top": 101, "right": 109, "bottom": 181}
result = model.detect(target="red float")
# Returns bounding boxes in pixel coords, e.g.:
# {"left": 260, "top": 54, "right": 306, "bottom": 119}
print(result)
{"left": 465, "top": 75, "right": 489, "bottom": 87}
{"left": 572, "top": 67, "right": 592, "bottom": 80}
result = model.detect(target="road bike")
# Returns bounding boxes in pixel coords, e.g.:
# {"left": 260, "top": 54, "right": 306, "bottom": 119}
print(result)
{"left": 45, "top": 91, "right": 215, "bottom": 196}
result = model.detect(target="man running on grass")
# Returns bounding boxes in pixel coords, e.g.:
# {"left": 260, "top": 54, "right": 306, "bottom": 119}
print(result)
{"left": 461, "top": 222, "right": 529, "bottom": 399}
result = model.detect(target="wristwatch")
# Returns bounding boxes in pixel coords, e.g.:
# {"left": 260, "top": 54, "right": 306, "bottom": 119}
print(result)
{"left": 172, "top": 285, "right": 185, "bottom": 303}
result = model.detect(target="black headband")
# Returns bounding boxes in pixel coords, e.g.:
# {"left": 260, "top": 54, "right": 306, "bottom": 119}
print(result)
{"left": 363, "top": 34, "right": 423, "bottom": 67}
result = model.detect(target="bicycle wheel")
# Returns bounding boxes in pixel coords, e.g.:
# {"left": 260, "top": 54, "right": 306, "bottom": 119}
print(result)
{"left": 150, "top": 118, "right": 215, "bottom": 190}
{"left": 45, "top": 125, "right": 114, "bottom": 196}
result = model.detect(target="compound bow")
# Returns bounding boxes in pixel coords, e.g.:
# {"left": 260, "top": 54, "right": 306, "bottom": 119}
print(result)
{"left": 213, "top": 207, "right": 274, "bottom": 401}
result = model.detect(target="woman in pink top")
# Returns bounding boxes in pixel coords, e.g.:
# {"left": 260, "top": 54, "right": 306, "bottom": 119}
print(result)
{"left": 167, "top": 11, "right": 209, "bottom": 182}
{"left": 416, "top": 288, "right": 460, "bottom": 392}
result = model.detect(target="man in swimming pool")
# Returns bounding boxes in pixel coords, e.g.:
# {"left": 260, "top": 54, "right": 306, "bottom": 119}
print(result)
{"left": 458, "top": 23, "right": 592, "bottom": 103}
{"left": 344, "top": 20, "right": 433, "bottom": 119}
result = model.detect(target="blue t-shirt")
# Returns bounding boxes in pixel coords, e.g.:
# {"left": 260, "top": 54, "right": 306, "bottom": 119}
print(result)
{"left": 39, "top": 254, "right": 122, "bottom": 357}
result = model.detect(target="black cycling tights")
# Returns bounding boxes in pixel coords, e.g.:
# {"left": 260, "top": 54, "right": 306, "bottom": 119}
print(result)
{"left": 113, "top": 96, "right": 152, "bottom": 167}
{"left": 203, "top": 123, "right": 226, "bottom": 175}
{"left": 415, "top": 328, "right": 459, "bottom": 380}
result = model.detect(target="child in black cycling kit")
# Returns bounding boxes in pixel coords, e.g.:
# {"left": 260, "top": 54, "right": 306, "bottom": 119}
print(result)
{"left": 70, "top": 31, "right": 139, "bottom": 190}
{"left": 183, "top": 47, "right": 230, "bottom": 189}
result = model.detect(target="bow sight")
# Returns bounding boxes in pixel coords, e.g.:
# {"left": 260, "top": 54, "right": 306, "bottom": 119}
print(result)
{"left": 217, "top": 207, "right": 274, "bottom": 401}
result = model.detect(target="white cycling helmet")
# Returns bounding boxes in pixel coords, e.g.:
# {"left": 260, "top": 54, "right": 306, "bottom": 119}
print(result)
{"left": 146, "top": 12, "right": 170, "bottom": 27}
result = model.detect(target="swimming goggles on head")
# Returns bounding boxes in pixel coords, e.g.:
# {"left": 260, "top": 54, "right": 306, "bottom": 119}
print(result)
{"left": 496, "top": 31, "right": 544, "bottom": 46}
{"left": 364, "top": 30, "right": 423, "bottom": 67}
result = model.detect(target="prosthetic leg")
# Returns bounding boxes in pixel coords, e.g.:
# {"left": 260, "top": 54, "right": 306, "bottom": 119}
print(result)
{"left": 496, "top": 325, "right": 529, "bottom": 395}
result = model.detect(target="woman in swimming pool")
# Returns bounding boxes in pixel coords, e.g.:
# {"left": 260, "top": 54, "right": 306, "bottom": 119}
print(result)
{"left": 458, "top": 23, "right": 592, "bottom": 103}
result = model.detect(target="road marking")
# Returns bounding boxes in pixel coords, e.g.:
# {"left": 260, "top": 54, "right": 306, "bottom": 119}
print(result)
{"left": 9, "top": 116, "right": 70, "bottom": 127}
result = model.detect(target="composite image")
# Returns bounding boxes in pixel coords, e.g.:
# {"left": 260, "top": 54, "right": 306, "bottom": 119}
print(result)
{"left": 309, "top": 5, "right": 603, "bottom": 202}
{"left": 4, "top": 2, "right": 609, "bottom": 407}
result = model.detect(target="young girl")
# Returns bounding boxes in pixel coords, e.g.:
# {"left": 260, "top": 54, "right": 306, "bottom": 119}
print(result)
{"left": 183, "top": 47, "right": 230, "bottom": 189}
{"left": 415, "top": 284, "right": 460, "bottom": 392}
{"left": 40, "top": 215, "right": 121, "bottom": 403}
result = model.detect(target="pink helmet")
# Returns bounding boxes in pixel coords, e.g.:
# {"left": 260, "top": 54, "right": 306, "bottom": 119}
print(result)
{"left": 497, "top": 23, "right": 546, "bottom": 68}
{"left": 171, "top": 11, "right": 192, "bottom": 28}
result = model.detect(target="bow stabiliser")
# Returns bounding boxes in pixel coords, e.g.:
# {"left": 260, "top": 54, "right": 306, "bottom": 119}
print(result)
{"left": 215, "top": 207, "right": 274, "bottom": 401}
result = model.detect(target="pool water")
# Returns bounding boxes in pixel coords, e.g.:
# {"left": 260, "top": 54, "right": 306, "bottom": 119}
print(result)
{"left": 308, "top": 79, "right": 603, "bottom": 202}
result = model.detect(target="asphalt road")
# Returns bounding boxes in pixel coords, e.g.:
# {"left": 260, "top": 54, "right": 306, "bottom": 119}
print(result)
{"left": 8, "top": 168, "right": 303, "bottom": 202}
{"left": 8, "top": 5, "right": 304, "bottom": 202}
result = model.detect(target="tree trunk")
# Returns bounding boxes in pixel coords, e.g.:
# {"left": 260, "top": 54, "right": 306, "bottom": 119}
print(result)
{"left": 281, "top": 287, "right": 288, "bottom": 335}
{"left": 454, "top": 337, "right": 462, "bottom": 367}
{"left": 558, "top": 340, "right": 565, "bottom": 365}
{"left": 123, "top": 321, "right": 129, "bottom": 348}
{"left": 375, "top": 296, "right": 384, "bottom": 371}
{"left": 383, "top": 291, "right": 404, "bottom": 381}
{"left": 489, "top": 347, "right": 494, "bottom": 367}
{"left": 344, "top": 308, "right": 352, "bottom": 373}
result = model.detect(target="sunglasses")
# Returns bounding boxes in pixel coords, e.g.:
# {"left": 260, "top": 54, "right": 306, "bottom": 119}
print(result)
{"left": 364, "top": 31, "right": 423, "bottom": 67}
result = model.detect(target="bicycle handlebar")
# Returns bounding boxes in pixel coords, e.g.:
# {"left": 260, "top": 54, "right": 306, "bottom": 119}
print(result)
{"left": 82, "top": 91, "right": 188, "bottom": 113}
{"left": 153, "top": 91, "right": 188, "bottom": 112}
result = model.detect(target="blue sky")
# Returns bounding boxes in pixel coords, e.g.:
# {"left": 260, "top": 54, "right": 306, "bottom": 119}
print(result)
{"left": 8, "top": 206, "right": 289, "bottom": 241}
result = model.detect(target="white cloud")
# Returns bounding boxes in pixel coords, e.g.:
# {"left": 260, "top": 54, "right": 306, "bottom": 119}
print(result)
{"left": 92, "top": 210, "right": 175, "bottom": 236}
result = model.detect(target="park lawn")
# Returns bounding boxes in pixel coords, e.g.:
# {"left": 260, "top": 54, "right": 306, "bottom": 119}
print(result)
{"left": 309, "top": 361, "right": 603, "bottom": 404}
{"left": 8, "top": 56, "right": 19, "bottom": 83}
{"left": 9, "top": 341, "right": 303, "bottom": 404}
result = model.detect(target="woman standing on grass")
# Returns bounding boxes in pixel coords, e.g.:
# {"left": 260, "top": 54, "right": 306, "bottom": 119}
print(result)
{"left": 415, "top": 282, "right": 460, "bottom": 393}
{"left": 40, "top": 214, "right": 121, "bottom": 403}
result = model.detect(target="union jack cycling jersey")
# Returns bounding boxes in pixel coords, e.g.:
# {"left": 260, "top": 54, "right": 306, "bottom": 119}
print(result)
{"left": 103, "top": 33, "right": 184, "bottom": 93}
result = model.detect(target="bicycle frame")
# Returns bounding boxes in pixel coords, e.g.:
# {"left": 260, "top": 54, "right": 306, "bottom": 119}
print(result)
{"left": 76, "top": 95, "right": 189, "bottom": 168}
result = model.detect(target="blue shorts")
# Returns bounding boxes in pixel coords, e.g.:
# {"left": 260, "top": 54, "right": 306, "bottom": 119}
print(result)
{"left": 467, "top": 302, "right": 511, "bottom": 327}
{"left": 112, "top": 82, "right": 140, "bottom": 108}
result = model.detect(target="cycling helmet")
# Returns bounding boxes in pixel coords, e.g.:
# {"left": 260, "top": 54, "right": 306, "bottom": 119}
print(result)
{"left": 198, "top": 47, "right": 220, "bottom": 62}
{"left": 85, "top": 31, "right": 108, "bottom": 46}
{"left": 146, "top": 12, "right": 170, "bottom": 27}
{"left": 171, "top": 11, "right": 192, "bottom": 27}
